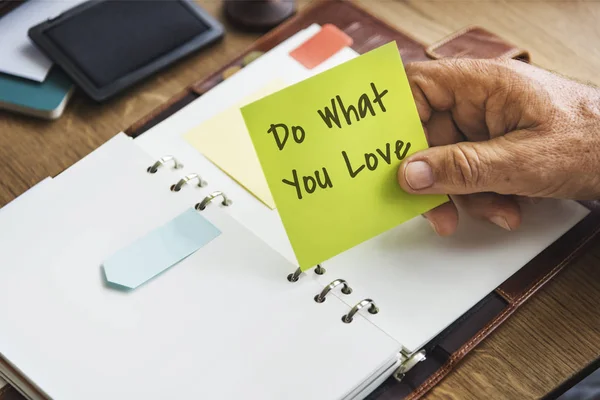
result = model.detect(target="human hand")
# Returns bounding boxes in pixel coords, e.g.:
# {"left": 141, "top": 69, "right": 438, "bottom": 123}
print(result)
{"left": 397, "top": 59, "right": 600, "bottom": 235}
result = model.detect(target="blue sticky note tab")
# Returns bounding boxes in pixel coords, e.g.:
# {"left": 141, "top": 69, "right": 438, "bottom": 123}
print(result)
{"left": 102, "top": 208, "right": 221, "bottom": 290}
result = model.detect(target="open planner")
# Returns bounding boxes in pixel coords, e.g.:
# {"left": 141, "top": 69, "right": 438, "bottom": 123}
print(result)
{"left": 1, "top": 2, "right": 600, "bottom": 400}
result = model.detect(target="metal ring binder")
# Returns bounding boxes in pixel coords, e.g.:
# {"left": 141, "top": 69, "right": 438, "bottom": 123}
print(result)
{"left": 195, "top": 191, "right": 232, "bottom": 210}
{"left": 314, "top": 279, "right": 352, "bottom": 303}
{"left": 286, "top": 264, "right": 325, "bottom": 282}
{"left": 171, "top": 173, "right": 207, "bottom": 192}
{"left": 393, "top": 350, "right": 426, "bottom": 382}
{"left": 287, "top": 268, "right": 302, "bottom": 282}
{"left": 147, "top": 155, "right": 184, "bottom": 173}
{"left": 341, "top": 299, "right": 379, "bottom": 323}
{"left": 315, "top": 264, "right": 325, "bottom": 275}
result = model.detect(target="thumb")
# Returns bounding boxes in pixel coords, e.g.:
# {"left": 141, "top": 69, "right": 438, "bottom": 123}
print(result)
{"left": 398, "top": 136, "right": 529, "bottom": 196}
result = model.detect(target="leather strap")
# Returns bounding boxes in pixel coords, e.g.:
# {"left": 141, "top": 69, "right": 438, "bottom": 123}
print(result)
{"left": 426, "top": 26, "right": 530, "bottom": 62}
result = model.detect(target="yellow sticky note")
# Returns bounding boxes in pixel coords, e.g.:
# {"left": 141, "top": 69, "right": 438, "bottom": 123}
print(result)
{"left": 241, "top": 42, "right": 448, "bottom": 270}
{"left": 183, "top": 79, "right": 288, "bottom": 209}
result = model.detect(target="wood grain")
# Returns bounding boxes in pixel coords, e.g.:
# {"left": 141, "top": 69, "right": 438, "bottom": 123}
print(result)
{"left": 1, "top": 1, "right": 599, "bottom": 399}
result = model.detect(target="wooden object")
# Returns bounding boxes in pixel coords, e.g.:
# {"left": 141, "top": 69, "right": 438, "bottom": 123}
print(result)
{"left": 1, "top": 1, "right": 600, "bottom": 399}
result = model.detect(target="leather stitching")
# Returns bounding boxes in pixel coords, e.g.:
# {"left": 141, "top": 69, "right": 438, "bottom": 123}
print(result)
{"left": 426, "top": 26, "right": 477, "bottom": 59}
{"left": 405, "top": 222, "right": 600, "bottom": 400}
{"left": 495, "top": 287, "right": 514, "bottom": 302}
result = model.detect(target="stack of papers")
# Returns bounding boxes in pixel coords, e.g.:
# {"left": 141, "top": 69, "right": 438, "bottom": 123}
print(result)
{"left": 0, "top": 0, "right": 82, "bottom": 118}
{"left": 0, "top": 0, "right": 84, "bottom": 81}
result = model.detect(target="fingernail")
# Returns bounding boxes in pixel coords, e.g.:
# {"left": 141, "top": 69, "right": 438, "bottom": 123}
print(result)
{"left": 423, "top": 215, "right": 440, "bottom": 235}
{"left": 521, "top": 197, "right": 539, "bottom": 205}
{"left": 405, "top": 161, "right": 434, "bottom": 190}
{"left": 490, "top": 216, "right": 511, "bottom": 231}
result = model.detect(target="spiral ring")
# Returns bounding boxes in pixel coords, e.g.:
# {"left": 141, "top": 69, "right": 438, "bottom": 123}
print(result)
{"left": 287, "top": 267, "right": 302, "bottom": 282}
{"left": 314, "top": 279, "right": 352, "bottom": 303}
{"left": 195, "top": 191, "right": 232, "bottom": 210}
{"left": 286, "top": 264, "right": 326, "bottom": 283}
{"left": 342, "top": 299, "right": 379, "bottom": 323}
{"left": 147, "top": 155, "right": 183, "bottom": 173}
{"left": 171, "top": 173, "right": 207, "bottom": 192}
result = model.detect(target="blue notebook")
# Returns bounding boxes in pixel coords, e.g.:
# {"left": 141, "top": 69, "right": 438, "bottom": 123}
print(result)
{"left": 0, "top": 66, "right": 74, "bottom": 119}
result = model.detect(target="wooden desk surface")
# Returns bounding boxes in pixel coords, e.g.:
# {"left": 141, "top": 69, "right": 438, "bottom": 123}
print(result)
{"left": 1, "top": 1, "right": 599, "bottom": 399}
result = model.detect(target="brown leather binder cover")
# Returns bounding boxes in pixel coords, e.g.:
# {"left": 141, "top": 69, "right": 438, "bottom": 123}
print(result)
{"left": 1, "top": 1, "right": 598, "bottom": 400}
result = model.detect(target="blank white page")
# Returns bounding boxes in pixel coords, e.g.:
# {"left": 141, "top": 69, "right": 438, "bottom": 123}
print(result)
{"left": 0, "top": 176, "right": 52, "bottom": 297}
{"left": 0, "top": 134, "right": 401, "bottom": 400}
{"left": 0, "top": 177, "right": 53, "bottom": 214}
{"left": 0, "top": 178, "right": 54, "bottom": 399}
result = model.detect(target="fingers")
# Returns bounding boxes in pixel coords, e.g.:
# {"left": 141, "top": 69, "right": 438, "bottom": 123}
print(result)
{"left": 422, "top": 201, "right": 458, "bottom": 236}
{"left": 404, "top": 59, "right": 561, "bottom": 235}
{"left": 454, "top": 193, "right": 522, "bottom": 231}
{"left": 406, "top": 59, "right": 538, "bottom": 140}
{"left": 516, "top": 195, "right": 541, "bottom": 205}
{"left": 423, "top": 193, "right": 522, "bottom": 236}
{"left": 423, "top": 111, "right": 464, "bottom": 147}
{"left": 398, "top": 135, "right": 532, "bottom": 196}
{"left": 406, "top": 59, "right": 499, "bottom": 138}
